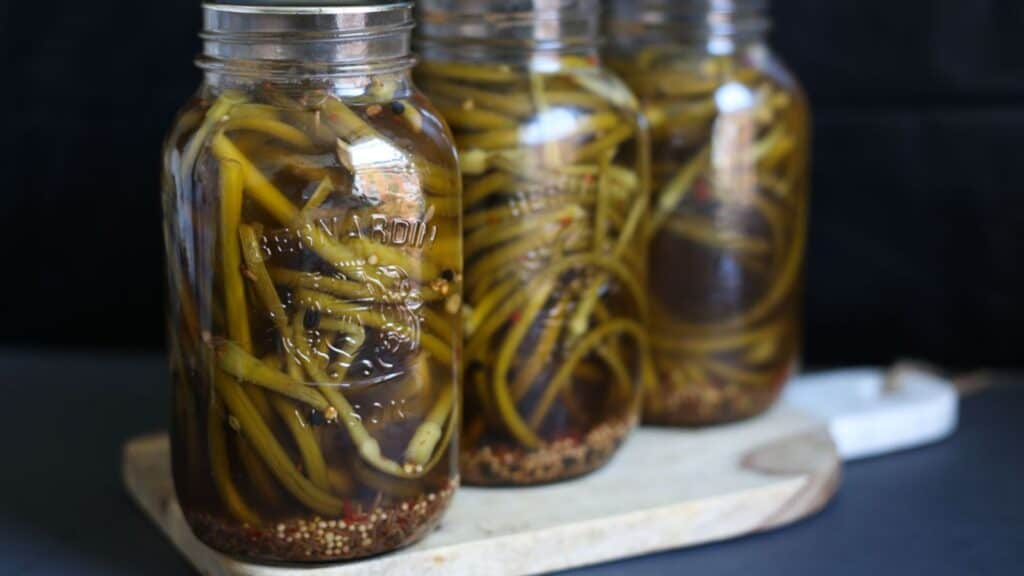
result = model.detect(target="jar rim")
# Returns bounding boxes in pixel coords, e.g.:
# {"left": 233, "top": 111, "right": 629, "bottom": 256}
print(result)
{"left": 199, "top": 1, "right": 416, "bottom": 73}
{"left": 199, "top": 1, "right": 411, "bottom": 12}
{"left": 605, "top": 0, "right": 770, "bottom": 40}
{"left": 201, "top": 2, "right": 413, "bottom": 17}
{"left": 415, "top": 0, "right": 601, "bottom": 52}
{"left": 201, "top": 2, "right": 415, "bottom": 37}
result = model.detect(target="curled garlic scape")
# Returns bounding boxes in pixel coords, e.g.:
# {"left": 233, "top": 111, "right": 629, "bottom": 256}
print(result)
{"left": 418, "top": 57, "right": 649, "bottom": 476}
{"left": 609, "top": 47, "right": 809, "bottom": 423}
{"left": 175, "top": 84, "right": 461, "bottom": 523}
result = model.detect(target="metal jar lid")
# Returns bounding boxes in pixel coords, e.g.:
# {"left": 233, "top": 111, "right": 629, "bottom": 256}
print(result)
{"left": 200, "top": 2, "right": 415, "bottom": 66}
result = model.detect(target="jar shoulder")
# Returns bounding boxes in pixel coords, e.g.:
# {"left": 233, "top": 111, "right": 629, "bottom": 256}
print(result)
{"left": 414, "top": 61, "right": 647, "bottom": 138}
{"left": 748, "top": 46, "right": 807, "bottom": 105}
{"left": 161, "top": 82, "right": 460, "bottom": 199}
{"left": 606, "top": 44, "right": 809, "bottom": 133}
{"left": 609, "top": 45, "right": 804, "bottom": 97}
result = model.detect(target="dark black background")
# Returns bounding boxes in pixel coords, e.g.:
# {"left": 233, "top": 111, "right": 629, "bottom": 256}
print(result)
{"left": 4, "top": 1, "right": 1023, "bottom": 369}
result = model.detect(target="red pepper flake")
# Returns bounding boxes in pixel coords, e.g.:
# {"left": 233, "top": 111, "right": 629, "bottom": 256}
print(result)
{"left": 559, "top": 216, "right": 573, "bottom": 228}
{"left": 343, "top": 500, "right": 357, "bottom": 521}
{"left": 770, "top": 364, "right": 791, "bottom": 389}
{"left": 509, "top": 311, "right": 522, "bottom": 324}
{"left": 694, "top": 177, "right": 711, "bottom": 202}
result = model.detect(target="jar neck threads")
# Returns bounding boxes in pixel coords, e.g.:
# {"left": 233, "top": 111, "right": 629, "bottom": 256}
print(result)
{"left": 415, "top": 0, "right": 602, "bottom": 65}
{"left": 198, "top": 2, "right": 416, "bottom": 79}
{"left": 606, "top": 0, "right": 769, "bottom": 53}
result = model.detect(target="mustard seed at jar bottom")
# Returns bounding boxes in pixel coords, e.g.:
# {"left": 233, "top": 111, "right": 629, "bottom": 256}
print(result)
{"left": 416, "top": 0, "right": 650, "bottom": 486}
{"left": 161, "top": 2, "right": 461, "bottom": 563}
{"left": 606, "top": 0, "right": 810, "bottom": 426}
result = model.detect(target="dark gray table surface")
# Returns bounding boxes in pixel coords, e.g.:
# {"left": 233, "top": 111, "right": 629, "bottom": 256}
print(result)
{"left": 1, "top": 350, "right": 1021, "bottom": 575}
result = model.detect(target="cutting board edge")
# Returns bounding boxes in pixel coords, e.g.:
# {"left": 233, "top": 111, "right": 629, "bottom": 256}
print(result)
{"left": 123, "top": 417, "right": 840, "bottom": 575}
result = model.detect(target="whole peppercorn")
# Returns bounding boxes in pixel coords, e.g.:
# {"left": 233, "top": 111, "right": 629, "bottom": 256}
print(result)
{"left": 303, "top": 308, "right": 321, "bottom": 330}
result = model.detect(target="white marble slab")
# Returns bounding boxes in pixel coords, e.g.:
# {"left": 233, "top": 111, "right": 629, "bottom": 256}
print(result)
{"left": 785, "top": 366, "right": 959, "bottom": 460}
{"left": 123, "top": 404, "right": 839, "bottom": 576}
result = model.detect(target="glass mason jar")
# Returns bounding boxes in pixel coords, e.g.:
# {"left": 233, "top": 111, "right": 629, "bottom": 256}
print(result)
{"left": 161, "top": 2, "right": 461, "bottom": 562}
{"left": 415, "top": 0, "right": 650, "bottom": 486}
{"left": 605, "top": 0, "right": 810, "bottom": 426}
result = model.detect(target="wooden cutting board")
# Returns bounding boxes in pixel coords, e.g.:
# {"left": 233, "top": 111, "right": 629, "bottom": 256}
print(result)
{"left": 123, "top": 405, "right": 839, "bottom": 576}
